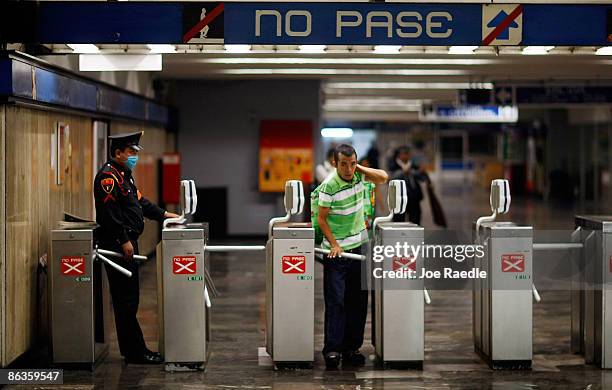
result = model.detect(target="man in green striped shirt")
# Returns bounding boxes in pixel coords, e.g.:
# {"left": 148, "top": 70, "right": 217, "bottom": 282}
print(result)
{"left": 317, "top": 144, "right": 388, "bottom": 369}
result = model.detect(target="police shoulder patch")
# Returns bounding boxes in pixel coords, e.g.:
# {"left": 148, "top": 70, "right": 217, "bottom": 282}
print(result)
{"left": 101, "top": 177, "right": 115, "bottom": 194}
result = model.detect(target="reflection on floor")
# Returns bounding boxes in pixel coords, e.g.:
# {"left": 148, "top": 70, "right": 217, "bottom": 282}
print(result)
{"left": 32, "top": 184, "right": 612, "bottom": 388}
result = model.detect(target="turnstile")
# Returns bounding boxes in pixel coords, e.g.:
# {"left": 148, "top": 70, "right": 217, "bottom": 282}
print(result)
{"left": 50, "top": 228, "right": 111, "bottom": 369}
{"left": 157, "top": 224, "right": 210, "bottom": 371}
{"left": 265, "top": 223, "right": 314, "bottom": 367}
{"left": 473, "top": 221, "right": 533, "bottom": 369}
{"left": 373, "top": 221, "right": 425, "bottom": 367}
{"left": 156, "top": 180, "right": 211, "bottom": 371}
{"left": 473, "top": 179, "right": 534, "bottom": 369}
{"left": 572, "top": 215, "right": 612, "bottom": 368}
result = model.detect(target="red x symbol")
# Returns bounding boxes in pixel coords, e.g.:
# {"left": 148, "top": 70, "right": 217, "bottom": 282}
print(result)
{"left": 173, "top": 256, "right": 197, "bottom": 274}
{"left": 282, "top": 256, "right": 306, "bottom": 274}
{"left": 501, "top": 254, "right": 525, "bottom": 272}
{"left": 392, "top": 256, "right": 416, "bottom": 272}
{"left": 61, "top": 257, "right": 85, "bottom": 276}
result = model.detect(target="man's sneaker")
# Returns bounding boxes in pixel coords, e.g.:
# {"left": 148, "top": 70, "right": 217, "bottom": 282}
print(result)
{"left": 324, "top": 352, "right": 341, "bottom": 369}
{"left": 342, "top": 350, "right": 366, "bottom": 366}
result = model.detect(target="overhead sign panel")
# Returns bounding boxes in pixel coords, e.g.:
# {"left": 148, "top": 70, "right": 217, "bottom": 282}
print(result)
{"left": 224, "top": 2, "right": 611, "bottom": 46}
{"left": 419, "top": 105, "right": 519, "bottom": 123}
{"left": 225, "top": 2, "right": 481, "bottom": 45}
{"left": 1, "top": 2, "right": 610, "bottom": 46}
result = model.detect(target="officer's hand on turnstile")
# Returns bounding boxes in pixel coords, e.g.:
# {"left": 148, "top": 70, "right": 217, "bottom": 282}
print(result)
{"left": 122, "top": 241, "right": 134, "bottom": 261}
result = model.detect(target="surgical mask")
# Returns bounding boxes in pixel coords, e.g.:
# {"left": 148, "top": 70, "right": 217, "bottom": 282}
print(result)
{"left": 125, "top": 155, "right": 139, "bottom": 170}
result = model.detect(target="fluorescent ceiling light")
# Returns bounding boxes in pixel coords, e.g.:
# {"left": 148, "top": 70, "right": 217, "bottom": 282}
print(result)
{"left": 522, "top": 46, "right": 554, "bottom": 55}
{"left": 326, "top": 82, "right": 493, "bottom": 90}
{"left": 224, "top": 44, "right": 251, "bottom": 53}
{"left": 321, "top": 128, "right": 353, "bottom": 138}
{"left": 595, "top": 47, "right": 612, "bottom": 55}
{"left": 67, "top": 44, "right": 99, "bottom": 54}
{"left": 147, "top": 44, "right": 176, "bottom": 53}
{"left": 299, "top": 45, "right": 327, "bottom": 53}
{"left": 79, "top": 54, "right": 162, "bottom": 71}
{"left": 373, "top": 45, "right": 401, "bottom": 54}
{"left": 448, "top": 46, "right": 478, "bottom": 55}
{"left": 215, "top": 68, "right": 467, "bottom": 76}
{"left": 196, "top": 58, "right": 493, "bottom": 66}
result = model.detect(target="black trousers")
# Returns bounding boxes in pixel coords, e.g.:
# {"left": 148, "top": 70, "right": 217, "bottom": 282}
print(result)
{"left": 102, "top": 239, "right": 147, "bottom": 359}
{"left": 322, "top": 245, "right": 368, "bottom": 355}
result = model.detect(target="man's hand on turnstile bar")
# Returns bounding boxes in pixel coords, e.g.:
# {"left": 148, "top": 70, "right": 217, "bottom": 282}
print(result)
{"left": 328, "top": 244, "right": 344, "bottom": 258}
{"left": 164, "top": 211, "right": 180, "bottom": 219}
{"left": 122, "top": 241, "right": 135, "bottom": 261}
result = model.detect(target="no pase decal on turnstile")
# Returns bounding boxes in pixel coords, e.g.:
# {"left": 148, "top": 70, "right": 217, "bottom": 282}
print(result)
{"left": 392, "top": 256, "right": 416, "bottom": 272}
{"left": 173, "top": 256, "right": 197, "bottom": 275}
{"left": 501, "top": 254, "right": 525, "bottom": 273}
{"left": 282, "top": 256, "right": 306, "bottom": 274}
{"left": 61, "top": 256, "right": 85, "bottom": 276}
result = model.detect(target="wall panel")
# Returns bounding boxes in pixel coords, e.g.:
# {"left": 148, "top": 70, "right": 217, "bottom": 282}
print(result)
{"left": 3, "top": 106, "right": 93, "bottom": 365}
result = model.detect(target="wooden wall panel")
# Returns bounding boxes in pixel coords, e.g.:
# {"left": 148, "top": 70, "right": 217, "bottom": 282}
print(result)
{"left": 0, "top": 106, "right": 6, "bottom": 366}
{"left": 3, "top": 106, "right": 93, "bottom": 366}
{"left": 110, "top": 122, "right": 171, "bottom": 255}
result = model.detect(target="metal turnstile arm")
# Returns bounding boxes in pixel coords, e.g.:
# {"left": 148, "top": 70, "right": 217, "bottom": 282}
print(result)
{"left": 204, "top": 286, "right": 212, "bottom": 308}
{"left": 96, "top": 248, "right": 148, "bottom": 262}
{"left": 315, "top": 247, "right": 367, "bottom": 261}
{"left": 94, "top": 253, "right": 133, "bottom": 277}
{"left": 533, "top": 243, "right": 584, "bottom": 251}
{"left": 205, "top": 245, "right": 266, "bottom": 252}
{"left": 532, "top": 284, "right": 541, "bottom": 303}
{"left": 424, "top": 288, "right": 432, "bottom": 305}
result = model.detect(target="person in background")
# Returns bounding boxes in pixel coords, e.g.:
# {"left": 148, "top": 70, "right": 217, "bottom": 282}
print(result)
{"left": 316, "top": 144, "right": 388, "bottom": 369}
{"left": 390, "top": 145, "right": 430, "bottom": 225}
{"left": 315, "top": 148, "right": 336, "bottom": 184}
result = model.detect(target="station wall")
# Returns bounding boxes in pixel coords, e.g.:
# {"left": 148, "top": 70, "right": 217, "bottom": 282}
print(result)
{"left": 0, "top": 105, "right": 171, "bottom": 366}
{"left": 173, "top": 79, "right": 321, "bottom": 236}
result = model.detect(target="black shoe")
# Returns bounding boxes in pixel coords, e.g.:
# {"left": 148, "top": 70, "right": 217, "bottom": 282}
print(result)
{"left": 125, "top": 351, "right": 163, "bottom": 365}
{"left": 342, "top": 350, "right": 366, "bottom": 366}
{"left": 324, "top": 352, "right": 341, "bottom": 369}
{"left": 144, "top": 348, "right": 162, "bottom": 359}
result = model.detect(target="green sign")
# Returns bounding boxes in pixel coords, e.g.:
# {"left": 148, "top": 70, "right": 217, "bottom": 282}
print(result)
{"left": 297, "top": 275, "right": 312, "bottom": 281}
{"left": 75, "top": 276, "right": 91, "bottom": 282}
{"left": 187, "top": 276, "right": 203, "bottom": 281}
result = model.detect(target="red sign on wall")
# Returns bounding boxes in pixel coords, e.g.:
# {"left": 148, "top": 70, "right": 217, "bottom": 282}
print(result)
{"left": 162, "top": 153, "right": 181, "bottom": 204}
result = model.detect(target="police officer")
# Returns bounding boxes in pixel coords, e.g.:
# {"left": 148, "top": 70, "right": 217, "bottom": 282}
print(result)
{"left": 94, "top": 131, "right": 179, "bottom": 364}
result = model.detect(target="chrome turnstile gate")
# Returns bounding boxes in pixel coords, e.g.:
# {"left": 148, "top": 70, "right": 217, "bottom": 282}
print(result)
{"left": 266, "top": 223, "right": 315, "bottom": 367}
{"left": 157, "top": 224, "right": 210, "bottom": 371}
{"left": 473, "top": 222, "right": 533, "bottom": 369}
{"left": 373, "top": 222, "right": 425, "bottom": 367}
{"left": 572, "top": 215, "right": 612, "bottom": 368}
{"left": 50, "top": 228, "right": 114, "bottom": 368}
{"left": 473, "top": 180, "right": 534, "bottom": 369}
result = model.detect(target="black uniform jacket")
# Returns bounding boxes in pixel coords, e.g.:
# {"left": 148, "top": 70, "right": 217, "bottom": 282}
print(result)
{"left": 94, "top": 159, "right": 165, "bottom": 246}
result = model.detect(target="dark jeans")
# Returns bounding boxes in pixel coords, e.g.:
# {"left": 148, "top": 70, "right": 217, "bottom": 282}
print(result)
{"left": 101, "top": 239, "right": 147, "bottom": 359}
{"left": 322, "top": 245, "right": 368, "bottom": 355}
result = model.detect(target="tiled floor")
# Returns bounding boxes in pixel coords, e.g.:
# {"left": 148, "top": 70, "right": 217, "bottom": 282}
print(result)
{"left": 15, "top": 182, "right": 612, "bottom": 389}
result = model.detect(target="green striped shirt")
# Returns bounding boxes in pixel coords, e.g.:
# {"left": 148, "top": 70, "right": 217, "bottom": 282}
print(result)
{"left": 318, "top": 171, "right": 368, "bottom": 250}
